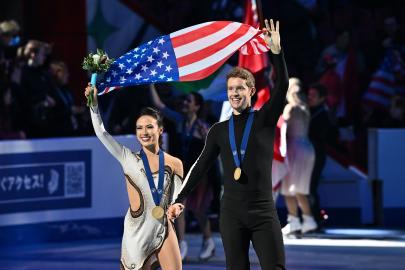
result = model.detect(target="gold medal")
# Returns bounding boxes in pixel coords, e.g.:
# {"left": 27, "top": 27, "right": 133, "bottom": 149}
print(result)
{"left": 152, "top": 206, "right": 164, "bottom": 219}
{"left": 234, "top": 167, "right": 242, "bottom": 181}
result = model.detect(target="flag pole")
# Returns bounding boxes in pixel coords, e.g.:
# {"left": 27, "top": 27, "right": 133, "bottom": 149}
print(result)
{"left": 255, "top": 0, "right": 264, "bottom": 28}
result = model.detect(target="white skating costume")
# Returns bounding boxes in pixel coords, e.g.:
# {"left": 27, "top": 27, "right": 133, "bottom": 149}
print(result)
{"left": 90, "top": 106, "right": 183, "bottom": 270}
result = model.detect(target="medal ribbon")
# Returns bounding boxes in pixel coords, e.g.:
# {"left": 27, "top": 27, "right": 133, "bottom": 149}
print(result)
{"left": 140, "top": 149, "right": 165, "bottom": 206}
{"left": 228, "top": 110, "right": 254, "bottom": 169}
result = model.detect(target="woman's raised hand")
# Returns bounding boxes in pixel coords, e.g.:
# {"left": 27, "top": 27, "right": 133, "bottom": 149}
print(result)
{"left": 85, "top": 83, "right": 98, "bottom": 106}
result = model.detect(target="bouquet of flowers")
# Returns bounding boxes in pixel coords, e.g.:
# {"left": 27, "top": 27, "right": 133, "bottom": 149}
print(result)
{"left": 82, "top": 49, "right": 113, "bottom": 107}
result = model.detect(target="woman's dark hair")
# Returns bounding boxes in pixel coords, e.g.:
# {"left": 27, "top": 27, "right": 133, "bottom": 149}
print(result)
{"left": 189, "top": 92, "right": 204, "bottom": 115}
{"left": 137, "top": 107, "right": 164, "bottom": 147}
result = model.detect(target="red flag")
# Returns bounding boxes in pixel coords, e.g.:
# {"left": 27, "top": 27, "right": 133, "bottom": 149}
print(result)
{"left": 238, "top": 0, "right": 270, "bottom": 110}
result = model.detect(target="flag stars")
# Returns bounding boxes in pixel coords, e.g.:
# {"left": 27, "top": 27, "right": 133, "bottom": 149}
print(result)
{"left": 165, "top": 65, "right": 173, "bottom": 72}
{"left": 126, "top": 68, "right": 133, "bottom": 75}
{"left": 156, "top": 61, "right": 163, "bottom": 68}
{"left": 159, "top": 74, "right": 166, "bottom": 79}
{"left": 135, "top": 73, "right": 142, "bottom": 80}
{"left": 153, "top": 47, "right": 160, "bottom": 54}
{"left": 166, "top": 77, "right": 173, "bottom": 81}
{"left": 141, "top": 65, "right": 149, "bottom": 72}
{"left": 158, "top": 38, "right": 165, "bottom": 45}
{"left": 162, "top": 51, "right": 169, "bottom": 59}
{"left": 112, "top": 71, "right": 118, "bottom": 77}
{"left": 133, "top": 54, "right": 140, "bottom": 59}
{"left": 106, "top": 77, "right": 111, "bottom": 82}
{"left": 120, "top": 76, "right": 126, "bottom": 83}
{"left": 150, "top": 69, "right": 157, "bottom": 76}
{"left": 141, "top": 48, "right": 146, "bottom": 53}
{"left": 118, "top": 63, "right": 125, "bottom": 70}
{"left": 147, "top": 55, "right": 154, "bottom": 63}
{"left": 126, "top": 59, "right": 132, "bottom": 63}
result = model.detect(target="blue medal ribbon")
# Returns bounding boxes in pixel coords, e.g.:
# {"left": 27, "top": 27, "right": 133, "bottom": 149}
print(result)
{"left": 140, "top": 149, "right": 165, "bottom": 206}
{"left": 228, "top": 110, "right": 254, "bottom": 169}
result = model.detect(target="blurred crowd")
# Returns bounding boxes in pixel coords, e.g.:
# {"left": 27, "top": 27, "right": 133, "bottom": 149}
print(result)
{"left": 1, "top": 0, "right": 405, "bottom": 170}
{"left": 0, "top": 20, "right": 91, "bottom": 140}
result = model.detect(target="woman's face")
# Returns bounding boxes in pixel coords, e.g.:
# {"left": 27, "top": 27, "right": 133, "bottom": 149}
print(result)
{"left": 182, "top": 94, "right": 199, "bottom": 114}
{"left": 135, "top": 115, "right": 162, "bottom": 148}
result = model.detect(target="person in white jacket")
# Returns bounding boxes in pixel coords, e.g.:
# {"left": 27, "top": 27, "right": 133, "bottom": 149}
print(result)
{"left": 85, "top": 84, "right": 183, "bottom": 270}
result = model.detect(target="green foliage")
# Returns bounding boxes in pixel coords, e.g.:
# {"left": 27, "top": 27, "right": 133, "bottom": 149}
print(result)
{"left": 82, "top": 49, "right": 114, "bottom": 73}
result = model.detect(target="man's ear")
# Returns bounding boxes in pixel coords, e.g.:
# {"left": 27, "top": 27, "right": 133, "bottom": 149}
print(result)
{"left": 250, "top": 87, "right": 256, "bottom": 97}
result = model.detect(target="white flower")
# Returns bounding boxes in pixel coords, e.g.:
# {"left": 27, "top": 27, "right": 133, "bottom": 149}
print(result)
{"left": 92, "top": 54, "right": 101, "bottom": 64}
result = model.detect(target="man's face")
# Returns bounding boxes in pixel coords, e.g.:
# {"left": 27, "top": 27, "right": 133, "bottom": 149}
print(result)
{"left": 26, "top": 44, "right": 46, "bottom": 67}
{"left": 307, "top": 88, "right": 324, "bottom": 107}
{"left": 227, "top": 77, "right": 255, "bottom": 113}
{"left": 50, "top": 64, "right": 69, "bottom": 85}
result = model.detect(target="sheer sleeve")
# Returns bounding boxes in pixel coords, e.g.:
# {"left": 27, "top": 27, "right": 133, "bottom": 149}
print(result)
{"left": 90, "top": 106, "right": 129, "bottom": 164}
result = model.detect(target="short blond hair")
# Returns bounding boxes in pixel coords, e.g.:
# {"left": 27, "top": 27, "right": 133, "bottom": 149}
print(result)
{"left": 226, "top": 67, "right": 255, "bottom": 88}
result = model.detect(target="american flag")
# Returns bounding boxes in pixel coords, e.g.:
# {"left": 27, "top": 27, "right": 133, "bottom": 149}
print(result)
{"left": 98, "top": 21, "right": 268, "bottom": 95}
{"left": 363, "top": 49, "right": 405, "bottom": 109}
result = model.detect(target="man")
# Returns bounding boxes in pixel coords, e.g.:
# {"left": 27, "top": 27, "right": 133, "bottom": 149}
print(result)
{"left": 168, "top": 19, "right": 288, "bottom": 270}
{"left": 307, "top": 83, "right": 331, "bottom": 226}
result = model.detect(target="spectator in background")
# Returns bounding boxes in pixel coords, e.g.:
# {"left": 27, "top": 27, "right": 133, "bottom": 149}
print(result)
{"left": 362, "top": 17, "right": 405, "bottom": 127}
{"left": 150, "top": 84, "right": 216, "bottom": 261}
{"left": 281, "top": 78, "right": 317, "bottom": 235}
{"left": 380, "top": 95, "right": 405, "bottom": 128}
{"left": 0, "top": 20, "right": 21, "bottom": 78}
{"left": 48, "top": 60, "right": 86, "bottom": 136}
{"left": 318, "top": 54, "right": 342, "bottom": 117}
{"left": 317, "top": 29, "right": 365, "bottom": 123}
{"left": 19, "top": 40, "right": 56, "bottom": 138}
{"left": 382, "top": 17, "right": 404, "bottom": 51}
{"left": 307, "top": 83, "right": 331, "bottom": 226}
{"left": 0, "top": 20, "right": 26, "bottom": 139}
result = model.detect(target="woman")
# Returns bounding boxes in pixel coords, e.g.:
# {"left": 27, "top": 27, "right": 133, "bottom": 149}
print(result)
{"left": 281, "top": 78, "right": 317, "bottom": 235}
{"left": 85, "top": 85, "right": 183, "bottom": 270}
{"left": 150, "top": 85, "right": 215, "bottom": 261}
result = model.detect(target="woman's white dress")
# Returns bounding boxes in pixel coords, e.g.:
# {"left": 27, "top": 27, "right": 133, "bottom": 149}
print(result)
{"left": 90, "top": 106, "right": 183, "bottom": 270}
